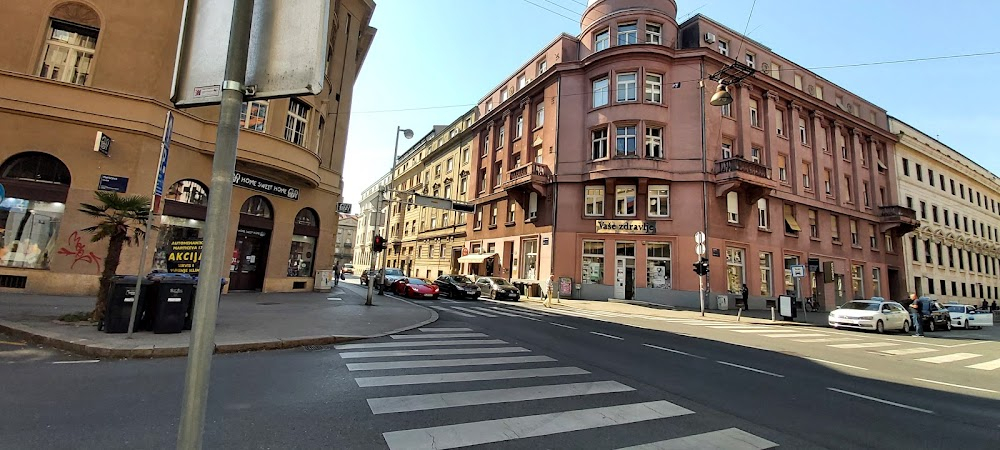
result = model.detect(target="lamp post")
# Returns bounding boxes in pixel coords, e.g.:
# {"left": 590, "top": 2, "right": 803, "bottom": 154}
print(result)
{"left": 366, "top": 126, "right": 413, "bottom": 305}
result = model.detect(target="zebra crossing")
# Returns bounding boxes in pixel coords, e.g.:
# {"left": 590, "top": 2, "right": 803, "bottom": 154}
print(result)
{"left": 420, "top": 300, "right": 557, "bottom": 321}
{"left": 335, "top": 327, "right": 779, "bottom": 449}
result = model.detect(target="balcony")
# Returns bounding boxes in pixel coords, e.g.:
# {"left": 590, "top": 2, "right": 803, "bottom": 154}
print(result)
{"left": 501, "top": 162, "right": 552, "bottom": 195}
{"left": 879, "top": 205, "right": 919, "bottom": 234}
{"left": 713, "top": 157, "right": 776, "bottom": 201}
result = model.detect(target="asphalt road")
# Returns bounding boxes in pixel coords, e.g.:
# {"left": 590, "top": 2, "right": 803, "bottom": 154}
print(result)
{"left": 2, "top": 280, "right": 998, "bottom": 449}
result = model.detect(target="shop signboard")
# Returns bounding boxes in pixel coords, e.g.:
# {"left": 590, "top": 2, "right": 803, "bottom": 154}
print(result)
{"left": 98, "top": 175, "right": 129, "bottom": 193}
{"left": 167, "top": 240, "right": 204, "bottom": 275}
{"left": 595, "top": 220, "right": 657, "bottom": 234}
{"left": 233, "top": 171, "right": 299, "bottom": 200}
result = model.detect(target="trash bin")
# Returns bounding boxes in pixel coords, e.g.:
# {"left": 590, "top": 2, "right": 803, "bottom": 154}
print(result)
{"left": 102, "top": 276, "right": 152, "bottom": 333}
{"left": 185, "top": 278, "right": 227, "bottom": 330}
{"left": 145, "top": 273, "right": 196, "bottom": 334}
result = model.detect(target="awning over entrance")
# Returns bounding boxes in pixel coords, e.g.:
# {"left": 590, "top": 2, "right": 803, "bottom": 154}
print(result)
{"left": 458, "top": 252, "right": 498, "bottom": 264}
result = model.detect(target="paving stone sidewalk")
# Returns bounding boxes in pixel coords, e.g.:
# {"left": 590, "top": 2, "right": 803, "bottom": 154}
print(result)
{"left": 0, "top": 282, "right": 436, "bottom": 358}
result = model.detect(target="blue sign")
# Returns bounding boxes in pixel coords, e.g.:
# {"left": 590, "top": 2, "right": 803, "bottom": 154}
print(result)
{"left": 98, "top": 175, "right": 129, "bottom": 193}
{"left": 153, "top": 112, "right": 174, "bottom": 197}
{"left": 0, "top": 183, "right": 5, "bottom": 202}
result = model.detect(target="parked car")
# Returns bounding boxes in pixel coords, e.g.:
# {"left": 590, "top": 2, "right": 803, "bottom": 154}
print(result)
{"left": 434, "top": 275, "right": 481, "bottom": 299}
{"left": 475, "top": 277, "right": 521, "bottom": 301}
{"left": 910, "top": 298, "right": 952, "bottom": 332}
{"left": 378, "top": 268, "right": 405, "bottom": 289}
{"left": 342, "top": 263, "right": 354, "bottom": 274}
{"left": 359, "top": 270, "right": 375, "bottom": 286}
{"left": 391, "top": 277, "right": 439, "bottom": 299}
{"left": 828, "top": 298, "right": 910, "bottom": 334}
{"left": 944, "top": 303, "right": 994, "bottom": 330}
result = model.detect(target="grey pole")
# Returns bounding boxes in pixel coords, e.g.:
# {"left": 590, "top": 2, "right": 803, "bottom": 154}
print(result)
{"left": 377, "top": 127, "right": 406, "bottom": 296}
{"left": 176, "top": 0, "right": 253, "bottom": 448}
{"left": 125, "top": 210, "right": 153, "bottom": 337}
{"left": 365, "top": 189, "right": 382, "bottom": 305}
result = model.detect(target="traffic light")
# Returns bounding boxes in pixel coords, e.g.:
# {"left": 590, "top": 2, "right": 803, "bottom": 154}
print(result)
{"left": 372, "top": 235, "right": 385, "bottom": 253}
{"left": 692, "top": 257, "right": 709, "bottom": 276}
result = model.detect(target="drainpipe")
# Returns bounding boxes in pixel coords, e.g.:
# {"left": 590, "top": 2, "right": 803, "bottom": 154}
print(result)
{"left": 550, "top": 79, "right": 561, "bottom": 287}
{"left": 700, "top": 60, "right": 711, "bottom": 302}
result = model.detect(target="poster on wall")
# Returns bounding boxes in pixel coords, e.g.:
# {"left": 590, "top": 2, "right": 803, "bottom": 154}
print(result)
{"left": 166, "top": 240, "right": 204, "bottom": 274}
{"left": 559, "top": 277, "right": 573, "bottom": 297}
{"left": 651, "top": 266, "right": 666, "bottom": 289}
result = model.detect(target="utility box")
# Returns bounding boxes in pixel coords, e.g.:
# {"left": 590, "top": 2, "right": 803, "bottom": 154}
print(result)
{"left": 717, "top": 295, "right": 729, "bottom": 310}
{"left": 314, "top": 270, "right": 333, "bottom": 292}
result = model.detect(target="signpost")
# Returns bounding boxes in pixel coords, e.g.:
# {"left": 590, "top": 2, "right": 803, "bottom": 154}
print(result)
{"left": 791, "top": 264, "right": 806, "bottom": 319}
{"left": 694, "top": 231, "right": 706, "bottom": 316}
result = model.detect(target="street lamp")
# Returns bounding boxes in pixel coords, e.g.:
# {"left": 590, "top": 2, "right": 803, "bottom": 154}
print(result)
{"left": 366, "top": 126, "right": 413, "bottom": 305}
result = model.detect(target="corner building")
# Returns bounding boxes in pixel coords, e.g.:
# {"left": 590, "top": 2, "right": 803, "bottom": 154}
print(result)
{"left": 465, "top": 0, "right": 915, "bottom": 307}
{"left": 0, "top": 0, "right": 376, "bottom": 294}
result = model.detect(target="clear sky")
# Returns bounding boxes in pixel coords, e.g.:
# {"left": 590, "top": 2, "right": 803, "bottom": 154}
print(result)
{"left": 342, "top": 0, "right": 1000, "bottom": 207}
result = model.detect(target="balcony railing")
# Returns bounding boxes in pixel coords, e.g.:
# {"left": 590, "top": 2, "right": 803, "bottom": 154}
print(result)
{"left": 714, "top": 157, "right": 768, "bottom": 178}
{"left": 879, "top": 205, "right": 917, "bottom": 221}
{"left": 502, "top": 162, "right": 552, "bottom": 191}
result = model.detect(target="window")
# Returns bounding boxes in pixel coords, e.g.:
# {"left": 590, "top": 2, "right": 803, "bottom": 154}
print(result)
{"left": 870, "top": 224, "right": 878, "bottom": 249}
{"left": 844, "top": 175, "right": 852, "bottom": 202}
{"left": 501, "top": 89, "right": 509, "bottom": 102}
{"left": 745, "top": 52, "right": 756, "bottom": 69}
{"left": 497, "top": 126, "right": 505, "bottom": 147}
{"left": 798, "top": 118, "right": 808, "bottom": 145}
{"left": 582, "top": 241, "right": 605, "bottom": 284}
{"left": 850, "top": 219, "right": 859, "bottom": 246}
{"left": 722, "top": 139, "right": 734, "bottom": 159}
{"left": 535, "top": 104, "right": 544, "bottom": 127}
{"left": 435, "top": 165, "right": 442, "bottom": 178}
{"left": 490, "top": 204, "right": 498, "bottom": 226}
{"left": 749, "top": 99, "right": 760, "bottom": 127}
{"left": 592, "top": 128, "right": 609, "bottom": 159}
{"left": 645, "top": 127, "right": 663, "bottom": 158}
{"left": 808, "top": 210, "right": 818, "bottom": 238}
{"left": 528, "top": 192, "right": 538, "bottom": 219}
{"left": 617, "top": 72, "right": 638, "bottom": 102}
{"left": 885, "top": 233, "right": 893, "bottom": 252}
{"left": 284, "top": 99, "right": 310, "bottom": 146}
{"left": 721, "top": 102, "right": 732, "bottom": 118}
{"left": 645, "top": 23, "right": 662, "bottom": 44}
{"left": 775, "top": 109, "right": 783, "bottom": 135}
{"left": 831, "top": 215, "right": 840, "bottom": 241}
{"left": 794, "top": 74, "right": 803, "bottom": 90}
{"left": 784, "top": 204, "right": 801, "bottom": 234}
{"left": 919, "top": 201, "right": 926, "bottom": 220}
{"left": 616, "top": 185, "right": 636, "bottom": 216}
{"left": 757, "top": 198, "right": 769, "bottom": 229}
{"left": 769, "top": 62, "right": 781, "bottom": 79}
{"left": 486, "top": 99, "right": 494, "bottom": 111}
{"left": 759, "top": 252, "right": 773, "bottom": 296}
{"left": 38, "top": 18, "right": 99, "bottom": 85}
{"left": 802, "top": 162, "right": 811, "bottom": 189}
{"left": 430, "top": 216, "right": 437, "bottom": 228}
{"left": 617, "top": 22, "right": 638, "bottom": 45}
{"left": 537, "top": 59, "right": 548, "bottom": 74}
{"left": 718, "top": 39, "right": 729, "bottom": 56}
{"left": 507, "top": 202, "right": 516, "bottom": 223}
{"left": 862, "top": 182, "right": 870, "bottom": 207}
{"left": 442, "top": 213, "right": 449, "bottom": 227}
{"left": 287, "top": 210, "right": 318, "bottom": 277}
{"left": 727, "top": 191, "right": 739, "bottom": 223}
{"left": 593, "top": 78, "right": 609, "bottom": 107}
{"left": 928, "top": 169, "right": 935, "bottom": 186}
{"left": 726, "top": 248, "right": 746, "bottom": 294}
{"left": 460, "top": 176, "right": 468, "bottom": 194}
{"left": 515, "top": 116, "right": 523, "bottom": 138}
{"left": 475, "top": 207, "right": 483, "bottom": 228}
{"left": 902, "top": 158, "right": 910, "bottom": 176}
{"left": 616, "top": 126, "right": 637, "bottom": 156}
{"left": 815, "top": 85, "right": 824, "bottom": 100}
{"left": 517, "top": 74, "right": 527, "bottom": 90}
{"left": 447, "top": 158, "right": 454, "bottom": 173}
{"left": 750, "top": 147, "right": 761, "bottom": 163}
{"left": 915, "top": 163, "right": 923, "bottom": 181}
{"left": 645, "top": 243, "right": 672, "bottom": 288}
{"left": 648, "top": 185, "right": 670, "bottom": 217}
{"left": 595, "top": 29, "right": 610, "bottom": 51}
{"left": 645, "top": 73, "right": 662, "bottom": 103}
{"left": 778, "top": 155, "right": 788, "bottom": 182}
{"left": 852, "top": 264, "right": 864, "bottom": 298}
{"left": 585, "top": 186, "right": 605, "bottom": 216}
{"left": 240, "top": 101, "right": 269, "bottom": 131}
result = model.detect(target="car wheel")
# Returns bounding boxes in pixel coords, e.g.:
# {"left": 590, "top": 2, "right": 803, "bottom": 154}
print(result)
{"left": 945, "top": 320, "right": 952, "bottom": 331}
{"left": 964, "top": 320, "right": 969, "bottom": 329}
{"left": 491, "top": 290, "right": 497, "bottom": 300}
{"left": 875, "top": 320, "right": 885, "bottom": 334}
{"left": 901, "top": 320, "right": 910, "bottom": 333}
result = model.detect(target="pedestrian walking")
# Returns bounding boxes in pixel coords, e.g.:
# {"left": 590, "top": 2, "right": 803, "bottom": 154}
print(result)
{"left": 543, "top": 275, "right": 556, "bottom": 308}
{"left": 332, "top": 262, "right": 340, "bottom": 287}
{"left": 982, "top": 299, "right": 990, "bottom": 310}
{"left": 992, "top": 300, "right": 998, "bottom": 312}
{"left": 740, "top": 284, "right": 749, "bottom": 310}
{"left": 908, "top": 293, "right": 924, "bottom": 336}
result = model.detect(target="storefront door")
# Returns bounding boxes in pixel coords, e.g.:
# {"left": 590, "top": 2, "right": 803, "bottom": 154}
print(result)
{"left": 615, "top": 258, "right": 626, "bottom": 299}
{"left": 230, "top": 228, "right": 270, "bottom": 291}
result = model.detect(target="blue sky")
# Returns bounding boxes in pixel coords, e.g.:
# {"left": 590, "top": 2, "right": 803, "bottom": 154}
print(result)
{"left": 342, "top": 0, "right": 1000, "bottom": 207}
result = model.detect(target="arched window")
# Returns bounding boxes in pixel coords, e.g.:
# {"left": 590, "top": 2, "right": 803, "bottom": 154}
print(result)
{"left": 165, "top": 179, "right": 208, "bottom": 206}
{"left": 0, "top": 152, "right": 71, "bottom": 185}
{"left": 38, "top": 2, "right": 101, "bottom": 85}
{"left": 289, "top": 208, "right": 320, "bottom": 278}
{"left": 0, "top": 153, "right": 71, "bottom": 270}
{"left": 294, "top": 208, "right": 319, "bottom": 226}
{"left": 240, "top": 196, "right": 272, "bottom": 218}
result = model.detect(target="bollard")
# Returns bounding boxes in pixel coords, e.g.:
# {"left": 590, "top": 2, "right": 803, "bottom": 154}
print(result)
{"left": 771, "top": 306, "right": 776, "bottom": 322}
{"left": 737, "top": 307, "right": 742, "bottom": 322}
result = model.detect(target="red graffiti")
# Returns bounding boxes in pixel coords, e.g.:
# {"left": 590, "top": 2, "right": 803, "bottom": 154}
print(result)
{"left": 58, "top": 231, "right": 102, "bottom": 272}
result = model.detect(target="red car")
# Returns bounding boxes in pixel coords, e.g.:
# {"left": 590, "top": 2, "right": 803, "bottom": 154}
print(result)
{"left": 391, "top": 278, "right": 439, "bottom": 299}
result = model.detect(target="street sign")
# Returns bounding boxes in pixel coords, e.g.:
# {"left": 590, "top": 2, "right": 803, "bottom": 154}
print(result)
{"left": 791, "top": 264, "right": 806, "bottom": 278}
{"left": 336, "top": 203, "right": 352, "bottom": 214}
{"left": 98, "top": 175, "right": 129, "bottom": 193}
{"left": 694, "top": 231, "right": 706, "bottom": 244}
{"left": 152, "top": 112, "right": 174, "bottom": 213}
{"left": 93, "top": 131, "right": 112, "bottom": 157}
{"left": 412, "top": 193, "right": 452, "bottom": 210}
{"left": 171, "top": 0, "right": 330, "bottom": 107}
{"left": 695, "top": 243, "right": 706, "bottom": 256}
{"left": 0, "top": 183, "right": 5, "bottom": 202}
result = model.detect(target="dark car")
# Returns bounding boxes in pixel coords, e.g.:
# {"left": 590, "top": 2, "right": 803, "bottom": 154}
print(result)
{"left": 359, "top": 270, "right": 376, "bottom": 286}
{"left": 475, "top": 277, "right": 521, "bottom": 301}
{"left": 904, "top": 297, "right": 952, "bottom": 332}
{"left": 434, "top": 275, "right": 481, "bottom": 299}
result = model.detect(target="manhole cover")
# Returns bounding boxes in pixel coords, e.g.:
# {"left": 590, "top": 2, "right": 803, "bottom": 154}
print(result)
{"left": 256, "top": 302, "right": 281, "bottom": 305}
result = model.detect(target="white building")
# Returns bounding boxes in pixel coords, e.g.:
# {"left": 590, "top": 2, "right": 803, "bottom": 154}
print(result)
{"left": 352, "top": 172, "right": 391, "bottom": 270}
{"left": 891, "top": 117, "right": 1000, "bottom": 304}
{"left": 335, "top": 214, "right": 358, "bottom": 266}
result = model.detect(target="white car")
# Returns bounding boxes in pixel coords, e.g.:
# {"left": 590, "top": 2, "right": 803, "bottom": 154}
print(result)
{"left": 828, "top": 299, "right": 910, "bottom": 334}
{"left": 944, "top": 304, "right": 994, "bottom": 330}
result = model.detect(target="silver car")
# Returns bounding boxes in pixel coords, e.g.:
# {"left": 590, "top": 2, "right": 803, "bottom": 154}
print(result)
{"left": 475, "top": 277, "right": 521, "bottom": 301}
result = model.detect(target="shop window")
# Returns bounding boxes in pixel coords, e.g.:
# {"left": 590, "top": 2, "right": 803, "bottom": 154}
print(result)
{"left": 726, "top": 248, "right": 745, "bottom": 294}
{"left": 241, "top": 195, "right": 273, "bottom": 218}
{"left": 759, "top": 252, "right": 773, "bottom": 296}
{"left": 646, "top": 242, "right": 671, "bottom": 289}
{"left": 38, "top": 4, "right": 101, "bottom": 86}
{"left": 1, "top": 151, "right": 71, "bottom": 184}
{"left": 152, "top": 216, "right": 204, "bottom": 273}
{"left": 522, "top": 239, "right": 539, "bottom": 280}
{"left": 582, "top": 240, "right": 604, "bottom": 284}
{"left": 0, "top": 152, "right": 71, "bottom": 270}
{"left": 166, "top": 180, "right": 208, "bottom": 206}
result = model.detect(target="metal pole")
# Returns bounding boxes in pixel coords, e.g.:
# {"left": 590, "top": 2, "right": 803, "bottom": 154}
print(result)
{"left": 126, "top": 210, "right": 153, "bottom": 337}
{"left": 796, "top": 276, "right": 803, "bottom": 321}
{"left": 365, "top": 189, "right": 382, "bottom": 305}
{"left": 176, "top": 1, "right": 253, "bottom": 448}
{"left": 699, "top": 274, "right": 705, "bottom": 317}
{"left": 377, "top": 127, "right": 403, "bottom": 295}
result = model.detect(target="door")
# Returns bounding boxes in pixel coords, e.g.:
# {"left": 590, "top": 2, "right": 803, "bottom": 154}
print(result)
{"left": 229, "top": 228, "right": 270, "bottom": 291}
{"left": 625, "top": 266, "right": 635, "bottom": 300}
{"left": 614, "top": 258, "right": 626, "bottom": 299}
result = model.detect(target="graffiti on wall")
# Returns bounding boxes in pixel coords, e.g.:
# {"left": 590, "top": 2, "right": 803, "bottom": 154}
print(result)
{"left": 57, "top": 231, "right": 102, "bottom": 271}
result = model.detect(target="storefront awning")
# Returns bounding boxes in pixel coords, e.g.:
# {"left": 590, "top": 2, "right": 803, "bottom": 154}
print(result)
{"left": 458, "top": 252, "right": 498, "bottom": 264}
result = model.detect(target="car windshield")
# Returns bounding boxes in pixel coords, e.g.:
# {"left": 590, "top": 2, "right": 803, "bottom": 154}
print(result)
{"left": 384, "top": 269, "right": 403, "bottom": 276}
{"left": 451, "top": 275, "right": 472, "bottom": 283}
{"left": 946, "top": 306, "right": 965, "bottom": 313}
{"left": 494, "top": 279, "right": 515, "bottom": 287}
{"left": 841, "top": 301, "right": 880, "bottom": 311}
{"left": 407, "top": 278, "right": 426, "bottom": 285}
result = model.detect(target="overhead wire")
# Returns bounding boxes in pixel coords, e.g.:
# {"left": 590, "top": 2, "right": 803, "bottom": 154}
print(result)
{"left": 734, "top": 0, "right": 759, "bottom": 58}
{"left": 538, "top": 0, "right": 583, "bottom": 16}
{"left": 519, "top": 0, "right": 580, "bottom": 23}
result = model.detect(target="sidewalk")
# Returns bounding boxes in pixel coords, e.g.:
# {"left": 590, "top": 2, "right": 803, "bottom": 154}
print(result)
{"left": 0, "top": 282, "right": 436, "bottom": 358}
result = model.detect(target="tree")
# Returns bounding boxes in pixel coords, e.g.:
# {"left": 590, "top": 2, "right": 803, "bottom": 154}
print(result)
{"left": 78, "top": 191, "right": 152, "bottom": 322}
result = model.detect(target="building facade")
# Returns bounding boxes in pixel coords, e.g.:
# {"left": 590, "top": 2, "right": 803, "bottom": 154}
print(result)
{"left": 334, "top": 214, "right": 358, "bottom": 266}
{"left": 0, "top": 0, "right": 375, "bottom": 294}
{"left": 353, "top": 171, "right": 391, "bottom": 271}
{"left": 891, "top": 118, "right": 1000, "bottom": 303}
{"left": 462, "top": 0, "right": 915, "bottom": 307}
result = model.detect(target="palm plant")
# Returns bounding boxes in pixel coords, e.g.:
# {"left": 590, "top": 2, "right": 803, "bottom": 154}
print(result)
{"left": 78, "top": 191, "right": 152, "bottom": 322}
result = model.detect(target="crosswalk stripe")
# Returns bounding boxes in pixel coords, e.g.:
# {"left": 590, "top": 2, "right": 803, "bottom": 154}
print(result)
{"left": 419, "top": 327, "right": 473, "bottom": 332}
{"left": 880, "top": 348, "right": 937, "bottom": 356}
{"left": 334, "top": 339, "right": 506, "bottom": 350}
{"left": 705, "top": 325, "right": 765, "bottom": 329}
{"left": 355, "top": 366, "right": 589, "bottom": 387}
{"left": 427, "top": 305, "right": 476, "bottom": 317}
{"left": 829, "top": 342, "right": 899, "bottom": 349}
{"left": 339, "top": 347, "right": 530, "bottom": 359}
{"left": 917, "top": 353, "right": 982, "bottom": 364}
{"left": 440, "top": 299, "right": 458, "bottom": 304}
{"left": 367, "top": 380, "right": 634, "bottom": 414}
{"left": 476, "top": 307, "right": 523, "bottom": 317}
{"left": 391, "top": 333, "right": 488, "bottom": 340}
{"left": 616, "top": 427, "right": 778, "bottom": 450}
{"left": 451, "top": 306, "right": 497, "bottom": 317}
{"left": 494, "top": 307, "right": 545, "bottom": 317}
{"left": 966, "top": 358, "right": 1000, "bottom": 371}
{"left": 731, "top": 329, "right": 803, "bottom": 334}
{"left": 489, "top": 308, "right": 543, "bottom": 320}
{"left": 792, "top": 337, "right": 859, "bottom": 343}
{"left": 381, "top": 400, "right": 695, "bottom": 450}
{"left": 345, "top": 355, "right": 556, "bottom": 371}
{"left": 762, "top": 333, "right": 830, "bottom": 338}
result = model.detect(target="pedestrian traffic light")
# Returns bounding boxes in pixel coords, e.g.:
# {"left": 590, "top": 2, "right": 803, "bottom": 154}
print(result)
{"left": 372, "top": 235, "right": 385, "bottom": 253}
{"left": 692, "top": 257, "right": 709, "bottom": 276}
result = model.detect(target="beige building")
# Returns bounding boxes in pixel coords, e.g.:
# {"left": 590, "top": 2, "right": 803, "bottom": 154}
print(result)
{"left": 334, "top": 213, "right": 358, "bottom": 266}
{"left": 891, "top": 117, "right": 1000, "bottom": 303}
{"left": 352, "top": 171, "right": 391, "bottom": 271}
{"left": 0, "top": 0, "right": 375, "bottom": 294}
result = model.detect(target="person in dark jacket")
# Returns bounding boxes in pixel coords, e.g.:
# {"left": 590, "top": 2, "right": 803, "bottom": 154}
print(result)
{"left": 982, "top": 299, "right": 990, "bottom": 310}
{"left": 741, "top": 284, "right": 749, "bottom": 310}
{"left": 992, "top": 300, "right": 998, "bottom": 312}
{"left": 908, "top": 293, "right": 924, "bottom": 336}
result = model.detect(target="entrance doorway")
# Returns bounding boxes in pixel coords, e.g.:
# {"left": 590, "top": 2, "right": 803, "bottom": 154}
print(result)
{"left": 615, "top": 242, "right": 636, "bottom": 300}
{"left": 230, "top": 196, "right": 274, "bottom": 291}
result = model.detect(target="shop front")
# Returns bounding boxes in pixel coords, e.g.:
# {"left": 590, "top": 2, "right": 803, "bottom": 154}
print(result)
{"left": 0, "top": 152, "right": 69, "bottom": 276}
{"left": 229, "top": 196, "right": 273, "bottom": 291}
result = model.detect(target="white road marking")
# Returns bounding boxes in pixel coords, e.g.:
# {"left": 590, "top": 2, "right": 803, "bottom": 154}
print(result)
{"left": 643, "top": 343, "right": 706, "bottom": 359}
{"left": 390, "top": 333, "right": 488, "bottom": 340}
{"left": 829, "top": 342, "right": 899, "bottom": 349}
{"left": 966, "top": 358, "right": 1000, "bottom": 371}
{"left": 381, "top": 400, "right": 695, "bottom": 450}
{"left": 418, "top": 327, "right": 473, "bottom": 332}
{"left": 616, "top": 427, "right": 778, "bottom": 450}
{"left": 427, "top": 305, "right": 476, "bottom": 317}
{"left": 346, "top": 355, "right": 555, "bottom": 371}
{"left": 913, "top": 378, "right": 998, "bottom": 394}
{"left": 716, "top": 361, "right": 784, "bottom": 377}
{"left": 355, "top": 366, "right": 589, "bottom": 387}
{"left": 705, "top": 325, "right": 765, "bottom": 329}
{"left": 334, "top": 339, "right": 505, "bottom": 350}
{"left": 477, "top": 307, "right": 524, "bottom": 317}
{"left": 804, "top": 357, "right": 869, "bottom": 371}
{"left": 339, "top": 347, "right": 530, "bottom": 359}
{"left": 486, "top": 308, "right": 542, "bottom": 321}
{"left": 590, "top": 332, "right": 624, "bottom": 340}
{"left": 792, "top": 337, "right": 859, "bottom": 343}
{"left": 827, "top": 387, "right": 934, "bottom": 414}
{"left": 451, "top": 306, "right": 496, "bottom": 317}
{"left": 367, "top": 380, "right": 634, "bottom": 414}
{"left": 549, "top": 322, "right": 577, "bottom": 329}
{"left": 917, "top": 353, "right": 982, "bottom": 364}
{"left": 879, "top": 347, "right": 937, "bottom": 356}
{"left": 731, "top": 329, "right": 805, "bottom": 334}
{"left": 762, "top": 333, "right": 830, "bottom": 338}
{"left": 51, "top": 360, "right": 100, "bottom": 364}
{"left": 495, "top": 307, "right": 546, "bottom": 317}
